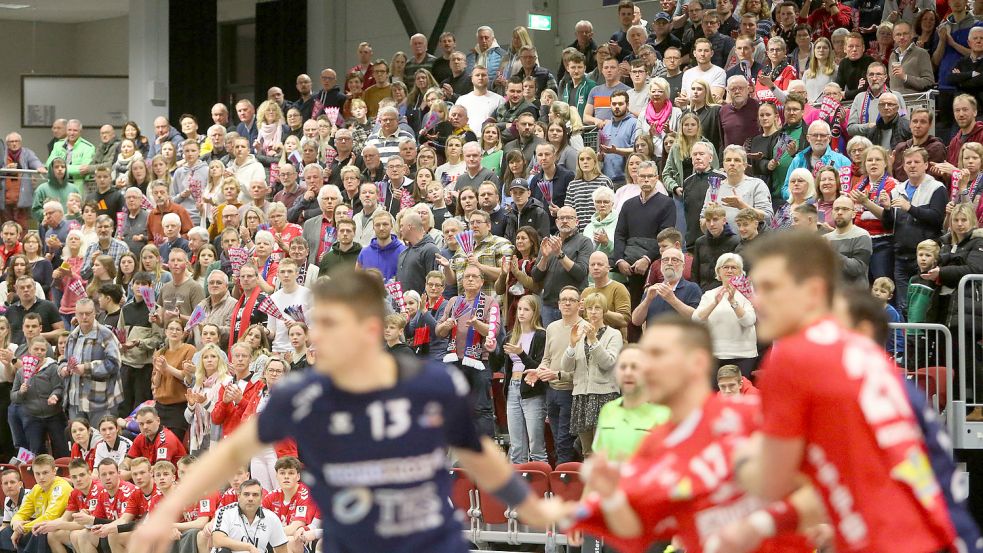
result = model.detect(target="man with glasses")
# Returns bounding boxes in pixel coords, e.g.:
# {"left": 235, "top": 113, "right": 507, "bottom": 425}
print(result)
{"left": 848, "top": 63, "right": 908, "bottom": 136}
{"left": 193, "top": 269, "right": 234, "bottom": 348}
{"left": 62, "top": 298, "right": 122, "bottom": 422}
{"left": 312, "top": 68, "right": 346, "bottom": 118}
{"left": 364, "top": 107, "right": 414, "bottom": 166}
{"left": 513, "top": 45, "right": 557, "bottom": 99}
{"left": 848, "top": 91, "right": 912, "bottom": 150}
{"left": 327, "top": 129, "right": 363, "bottom": 186}
{"left": 442, "top": 210, "right": 512, "bottom": 295}
{"left": 439, "top": 50, "right": 473, "bottom": 103}
{"left": 786, "top": 120, "right": 851, "bottom": 195}
{"left": 719, "top": 75, "right": 760, "bottom": 149}
{"left": 362, "top": 59, "right": 393, "bottom": 118}
{"left": 79, "top": 215, "right": 128, "bottom": 281}
{"left": 532, "top": 206, "right": 594, "bottom": 326}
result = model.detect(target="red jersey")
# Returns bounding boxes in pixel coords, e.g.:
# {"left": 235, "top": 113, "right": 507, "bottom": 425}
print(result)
{"left": 93, "top": 481, "right": 144, "bottom": 520}
{"left": 572, "top": 394, "right": 811, "bottom": 553}
{"left": 262, "top": 484, "right": 318, "bottom": 527}
{"left": 181, "top": 493, "right": 218, "bottom": 523}
{"left": 70, "top": 442, "right": 97, "bottom": 470}
{"left": 847, "top": 175, "right": 897, "bottom": 237}
{"left": 128, "top": 428, "right": 187, "bottom": 465}
{"left": 216, "top": 486, "right": 239, "bottom": 509}
{"left": 66, "top": 481, "right": 104, "bottom": 513}
{"left": 757, "top": 318, "right": 955, "bottom": 553}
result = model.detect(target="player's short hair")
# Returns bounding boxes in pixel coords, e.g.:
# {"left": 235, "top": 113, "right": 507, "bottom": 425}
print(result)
{"left": 152, "top": 460, "right": 176, "bottom": 474}
{"left": 645, "top": 314, "right": 713, "bottom": 356}
{"left": 703, "top": 204, "right": 726, "bottom": 220}
{"left": 129, "top": 457, "right": 152, "bottom": 470}
{"left": 656, "top": 227, "right": 683, "bottom": 245}
{"left": 274, "top": 456, "right": 303, "bottom": 472}
{"left": 135, "top": 405, "right": 159, "bottom": 419}
{"left": 744, "top": 230, "right": 839, "bottom": 305}
{"left": 836, "top": 286, "right": 889, "bottom": 344}
{"left": 716, "top": 365, "right": 741, "bottom": 382}
{"left": 97, "top": 458, "right": 119, "bottom": 470}
{"left": 311, "top": 269, "right": 387, "bottom": 320}
{"left": 794, "top": 203, "right": 818, "bottom": 217}
{"left": 872, "top": 276, "right": 895, "bottom": 294}
{"left": 32, "top": 454, "right": 55, "bottom": 469}
{"left": 178, "top": 455, "right": 197, "bottom": 467}
{"left": 0, "top": 468, "right": 19, "bottom": 481}
{"left": 734, "top": 208, "right": 764, "bottom": 224}
{"left": 68, "top": 458, "right": 90, "bottom": 472}
{"left": 239, "top": 478, "right": 263, "bottom": 492}
{"left": 384, "top": 313, "right": 408, "bottom": 330}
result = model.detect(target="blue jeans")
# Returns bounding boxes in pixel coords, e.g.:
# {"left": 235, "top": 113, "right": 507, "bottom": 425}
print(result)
{"left": 506, "top": 380, "right": 547, "bottom": 463}
{"left": 541, "top": 304, "right": 561, "bottom": 328}
{"left": 7, "top": 404, "right": 27, "bottom": 452}
{"left": 869, "top": 236, "right": 895, "bottom": 284}
{"left": 23, "top": 412, "right": 69, "bottom": 458}
{"left": 547, "top": 387, "right": 575, "bottom": 464}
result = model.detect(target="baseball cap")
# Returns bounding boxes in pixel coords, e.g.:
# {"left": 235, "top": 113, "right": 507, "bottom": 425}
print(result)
{"left": 655, "top": 12, "right": 671, "bottom": 21}
{"left": 509, "top": 178, "right": 530, "bottom": 191}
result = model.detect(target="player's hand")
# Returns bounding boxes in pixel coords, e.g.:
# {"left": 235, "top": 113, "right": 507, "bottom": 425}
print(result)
{"left": 567, "top": 530, "right": 584, "bottom": 547}
{"left": 92, "top": 524, "right": 118, "bottom": 537}
{"left": 630, "top": 257, "right": 650, "bottom": 275}
{"left": 72, "top": 512, "right": 95, "bottom": 526}
{"left": 516, "top": 496, "right": 578, "bottom": 529}
{"left": 705, "top": 518, "right": 765, "bottom": 553}
{"left": 583, "top": 452, "right": 621, "bottom": 498}
{"left": 129, "top": 516, "right": 181, "bottom": 553}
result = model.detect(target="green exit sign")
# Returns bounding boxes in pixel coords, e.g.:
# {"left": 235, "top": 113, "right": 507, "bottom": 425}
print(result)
{"left": 528, "top": 13, "right": 552, "bottom": 31}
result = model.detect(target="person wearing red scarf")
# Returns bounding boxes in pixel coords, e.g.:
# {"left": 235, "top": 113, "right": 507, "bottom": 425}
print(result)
{"left": 227, "top": 263, "right": 268, "bottom": 352}
{"left": 2, "top": 133, "right": 45, "bottom": 231}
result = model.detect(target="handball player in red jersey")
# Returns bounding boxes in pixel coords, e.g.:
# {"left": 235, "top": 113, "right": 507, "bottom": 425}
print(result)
{"left": 738, "top": 231, "right": 956, "bottom": 553}
{"left": 570, "top": 316, "right": 824, "bottom": 553}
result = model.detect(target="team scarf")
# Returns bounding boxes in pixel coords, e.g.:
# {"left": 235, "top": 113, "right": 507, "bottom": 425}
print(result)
{"left": 859, "top": 87, "right": 889, "bottom": 124}
{"left": 228, "top": 286, "right": 263, "bottom": 352}
{"left": 857, "top": 173, "right": 890, "bottom": 203}
{"left": 644, "top": 99, "right": 673, "bottom": 135}
{"left": 443, "top": 293, "right": 499, "bottom": 370}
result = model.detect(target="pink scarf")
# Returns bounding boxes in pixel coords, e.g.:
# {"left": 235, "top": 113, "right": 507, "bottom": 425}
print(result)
{"left": 644, "top": 99, "right": 673, "bottom": 135}
{"left": 258, "top": 123, "right": 283, "bottom": 155}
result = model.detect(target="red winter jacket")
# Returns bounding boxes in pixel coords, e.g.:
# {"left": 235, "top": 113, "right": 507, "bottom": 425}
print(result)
{"left": 947, "top": 121, "right": 983, "bottom": 166}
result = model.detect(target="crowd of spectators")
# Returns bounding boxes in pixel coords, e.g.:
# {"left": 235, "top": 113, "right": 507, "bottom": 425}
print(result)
{"left": 0, "top": 0, "right": 980, "bottom": 549}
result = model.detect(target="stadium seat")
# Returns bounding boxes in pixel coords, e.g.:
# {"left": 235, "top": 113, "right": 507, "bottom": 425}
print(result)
{"left": 448, "top": 468, "right": 475, "bottom": 516}
{"left": 514, "top": 461, "right": 552, "bottom": 476}
{"left": 910, "top": 366, "right": 948, "bottom": 411}
{"left": 550, "top": 464, "right": 584, "bottom": 502}
{"left": 19, "top": 464, "right": 35, "bottom": 489}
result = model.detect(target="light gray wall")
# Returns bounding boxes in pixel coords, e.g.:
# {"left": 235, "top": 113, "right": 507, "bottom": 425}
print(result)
{"left": 0, "top": 16, "right": 128, "bottom": 159}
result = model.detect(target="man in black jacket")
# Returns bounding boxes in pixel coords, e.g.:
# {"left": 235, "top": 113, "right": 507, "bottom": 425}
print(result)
{"left": 611, "top": 161, "right": 677, "bottom": 340}
{"left": 529, "top": 143, "right": 575, "bottom": 230}
{"left": 504, "top": 180, "right": 551, "bottom": 242}
{"left": 834, "top": 33, "right": 876, "bottom": 101}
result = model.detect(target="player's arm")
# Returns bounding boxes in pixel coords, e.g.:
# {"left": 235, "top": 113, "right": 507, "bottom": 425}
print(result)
{"left": 173, "top": 516, "right": 209, "bottom": 531}
{"left": 735, "top": 433, "right": 807, "bottom": 501}
{"left": 32, "top": 509, "right": 78, "bottom": 534}
{"left": 130, "top": 418, "right": 266, "bottom": 552}
{"left": 211, "top": 528, "right": 258, "bottom": 553}
{"left": 708, "top": 485, "right": 828, "bottom": 553}
{"left": 454, "top": 436, "right": 574, "bottom": 529}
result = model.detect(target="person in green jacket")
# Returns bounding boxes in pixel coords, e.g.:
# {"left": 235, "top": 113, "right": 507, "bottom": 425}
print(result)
{"left": 31, "top": 158, "right": 80, "bottom": 222}
{"left": 45, "top": 119, "right": 95, "bottom": 192}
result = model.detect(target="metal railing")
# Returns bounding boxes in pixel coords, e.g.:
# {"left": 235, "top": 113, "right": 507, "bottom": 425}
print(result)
{"left": 955, "top": 275, "right": 983, "bottom": 449}
{"left": 891, "top": 322, "right": 954, "bottom": 437}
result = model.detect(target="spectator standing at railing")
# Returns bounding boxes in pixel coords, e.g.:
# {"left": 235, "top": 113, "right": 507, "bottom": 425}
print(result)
{"left": 47, "top": 120, "right": 94, "bottom": 193}
{"left": 1, "top": 132, "right": 45, "bottom": 231}
{"left": 848, "top": 91, "right": 912, "bottom": 150}
{"left": 887, "top": 22, "right": 936, "bottom": 95}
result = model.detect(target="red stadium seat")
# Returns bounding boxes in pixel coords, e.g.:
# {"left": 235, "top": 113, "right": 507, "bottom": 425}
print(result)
{"left": 910, "top": 366, "right": 948, "bottom": 411}
{"left": 448, "top": 468, "right": 475, "bottom": 516}
{"left": 554, "top": 461, "right": 583, "bottom": 473}
{"left": 54, "top": 457, "right": 71, "bottom": 477}
{"left": 514, "top": 461, "right": 552, "bottom": 476}
{"left": 550, "top": 466, "right": 584, "bottom": 502}
{"left": 19, "top": 464, "right": 35, "bottom": 489}
{"left": 476, "top": 487, "right": 509, "bottom": 524}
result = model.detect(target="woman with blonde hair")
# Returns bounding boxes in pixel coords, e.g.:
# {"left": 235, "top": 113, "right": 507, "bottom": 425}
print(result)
{"left": 549, "top": 101, "right": 585, "bottom": 149}
{"left": 200, "top": 160, "right": 227, "bottom": 228}
{"left": 183, "top": 343, "right": 230, "bottom": 454}
{"left": 390, "top": 51, "right": 408, "bottom": 83}
{"left": 850, "top": 145, "right": 899, "bottom": 281}
{"left": 803, "top": 37, "right": 836, "bottom": 102}
{"left": 773, "top": 168, "right": 817, "bottom": 229}
{"left": 139, "top": 244, "right": 173, "bottom": 295}
{"left": 662, "top": 111, "right": 719, "bottom": 198}
{"left": 503, "top": 26, "right": 536, "bottom": 81}
{"left": 640, "top": 77, "right": 682, "bottom": 159}
{"left": 686, "top": 79, "right": 723, "bottom": 147}
{"left": 562, "top": 292, "right": 623, "bottom": 456}
{"left": 566, "top": 148, "right": 614, "bottom": 231}
{"left": 480, "top": 122, "right": 504, "bottom": 175}
{"left": 407, "top": 70, "right": 440, "bottom": 111}
{"left": 255, "top": 100, "right": 288, "bottom": 159}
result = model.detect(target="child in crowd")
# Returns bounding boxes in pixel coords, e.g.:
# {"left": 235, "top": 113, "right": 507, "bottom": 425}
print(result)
{"left": 159, "top": 213, "right": 191, "bottom": 268}
{"left": 733, "top": 208, "right": 764, "bottom": 262}
{"left": 872, "top": 277, "right": 905, "bottom": 360}
{"left": 692, "top": 204, "right": 739, "bottom": 291}
{"left": 906, "top": 239, "right": 943, "bottom": 368}
{"left": 383, "top": 313, "right": 413, "bottom": 356}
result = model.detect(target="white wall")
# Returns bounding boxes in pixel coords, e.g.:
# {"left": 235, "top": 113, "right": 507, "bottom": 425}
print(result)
{"left": 0, "top": 16, "right": 127, "bottom": 160}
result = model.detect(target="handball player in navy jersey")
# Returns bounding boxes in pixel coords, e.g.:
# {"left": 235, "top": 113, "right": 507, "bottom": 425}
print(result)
{"left": 131, "top": 269, "right": 563, "bottom": 553}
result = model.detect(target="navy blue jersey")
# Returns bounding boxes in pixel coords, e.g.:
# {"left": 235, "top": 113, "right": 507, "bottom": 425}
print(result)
{"left": 906, "top": 380, "right": 983, "bottom": 553}
{"left": 257, "top": 355, "right": 482, "bottom": 553}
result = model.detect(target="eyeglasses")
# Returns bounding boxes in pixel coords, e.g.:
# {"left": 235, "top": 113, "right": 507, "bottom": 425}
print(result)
{"left": 557, "top": 215, "right": 577, "bottom": 221}
{"left": 558, "top": 297, "right": 580, "bottom": 304}
{"left": 808, "top": 133, "right": 831, "bottom": 138}
{"left": 662, "top": 257, "right": 684, "bottom": 264}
